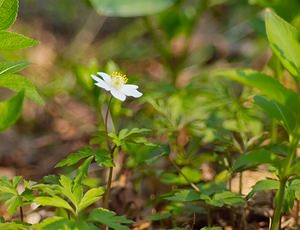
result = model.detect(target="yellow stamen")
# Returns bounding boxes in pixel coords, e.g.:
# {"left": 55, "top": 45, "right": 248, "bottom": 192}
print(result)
{"left": 111, "top": 71, "right": 128, "bottom": 89}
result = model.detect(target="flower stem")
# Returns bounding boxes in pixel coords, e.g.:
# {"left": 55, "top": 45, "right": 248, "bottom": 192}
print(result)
{"left": 102, "top": 96, "right": 114, "bottom": 210}
{"left": 104, "top": 96, "right": 113, "bottom": 150}
{"left": 271, "top": 136, "right": 298, "bottom": 230}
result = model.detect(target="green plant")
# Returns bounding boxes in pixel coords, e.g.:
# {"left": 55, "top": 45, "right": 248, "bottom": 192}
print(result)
{"left": 0, "top": 0, "right": 43, "bottom": 132}
{"left": 218, "top": 9, "right": 300, "bottom": 229}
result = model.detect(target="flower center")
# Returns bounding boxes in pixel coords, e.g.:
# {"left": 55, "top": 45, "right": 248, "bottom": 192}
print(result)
{"left": 111, "top": 72, "right": 128, "bottom": 89}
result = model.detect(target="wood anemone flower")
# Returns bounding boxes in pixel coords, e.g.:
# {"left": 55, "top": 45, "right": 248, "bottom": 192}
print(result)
{"left": 91, "top": 71, "right": 143, "bottom": 101}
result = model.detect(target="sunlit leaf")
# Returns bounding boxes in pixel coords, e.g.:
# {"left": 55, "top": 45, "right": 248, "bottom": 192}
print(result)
{"left": 0, "top": 31, "right": 38, "bottom": 50}
{"left": 77, "top": 187, "right": 104, "bottom": 213}
{"left": 265, "top": 10, "right": 300, "bottom": 78}
{"left": 0, "top": 0, "right": 18, "bottom": 30}
{"left": 5, "top": 195, "right": 22, "bottom": 214}
{"left": 34, "top": 196, "right": 75, "bottom": 214}
{"left": 0, "top": 61, "right": 31, "bottom": 75}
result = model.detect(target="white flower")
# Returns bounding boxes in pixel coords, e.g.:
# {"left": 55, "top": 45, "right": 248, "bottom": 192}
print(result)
{"left": 91, "top": 71, "right": 143, "bottom": 101}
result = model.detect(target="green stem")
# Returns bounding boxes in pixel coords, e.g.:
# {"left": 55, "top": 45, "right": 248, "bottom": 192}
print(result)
{"left": 239, "top": 172, "right": 243, "bottom": 194}
{"left": 271, "top": 178, "right": 286, "bottom": 230}
{"left": 104, "top": 96, "right": 113, "bottom": 151}
{"left": 296, "top": 200, "right": 299, "bottom": 229}
{"left": 102, "top": 96, "right": 114, "bottom": 210}
{"left": 271, "top": 136, "right": 298, "bottom": 230}
{"left": 20, "top": 206, "right": 24, "bottom": 222}
{"left": 169, "top": 157, "right": 200, "bottom": 192}
{"left": 207, "top": 206, "right": 212, "bottom": 227}
{"left": 271, "top": 119, "right": 278, "bottom": 144}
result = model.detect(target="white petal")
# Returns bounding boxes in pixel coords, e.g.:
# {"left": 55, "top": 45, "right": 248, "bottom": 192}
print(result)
{"left": 121, "top": 84, "right": 143, "bottom": 98}
{"left": 91, "top": 74, "right": 102, "bottom": 83}
{"left": 97, "top": 72, "right": 111, "bottom": 85}
{"left": 95, "top": 79, "right": 111, "bottom": 91}
{"left": 110, "top": 88, "right": 126, "bottom": 101}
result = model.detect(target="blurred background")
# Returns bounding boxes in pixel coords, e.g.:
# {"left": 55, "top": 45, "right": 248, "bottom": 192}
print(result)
{"left": 0, "top": 0, "right": 300, "bottom": 191}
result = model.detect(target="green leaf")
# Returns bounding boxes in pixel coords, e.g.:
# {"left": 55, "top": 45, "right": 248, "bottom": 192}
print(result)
{"left": 0, "top": 61, "right": 30, "bottom": 75}
{"left": 77, "top": 187, "right": 104, "bottom": 213}
{"left": 0, "top": 31, "right": 38, "bottom": 50}
{"left": 0, "top": 221, "right": 29, "bottom": 230}
{"left": 254, "top": 95, "right": 297, "bottom": 133}
{"left": 265, "top": 10, "right": 300, "bottom": 78}
{"left": 0, "top": 73, "right": 44, "bottom": 104}
{"left": 217, "top": 69, "right": 300, "bottom": 113}
{"left": 0, "top": 90, "right": 24, "bottom": 131}
{"left": 147, "top": 212, "right": 171, "bottom": 221}
{"left": 212, "top": 191, "right": 244, "bottom": 206}
{"left": 34, "top": 196, "right": 75, "bottom": 214}
{"left": 166, "top": 190, "right": 200, "bottom": 202}
{"left": 55, "top": 147, "right": 94, "bottom": 168}
{"left": 90, "top": 0, "right": 175, "bottom": 17}
{"left": 248, "top": 179, "right": 279, "bottom": 198}
{"left": 0, "top": 0, "right": 18, "bottom": 30}
{"left": 5, "top": 195, "right": 22, "bottom": 214}
{"left": 126, "top": 143, "right": 170, "bottom": 167}
{"left": 89, "top": 208, "right": 134, "bottom": 230}
{"left": 95, "top": 149, "right": 114, "bottom": 167}
{"left": 283, "top": 188, "right": 295, "bottom": 213}
{"left": 58, "top": 175, "right": 80, "bottom": 210}
{"left": 233, "top": 149, "right": 280, "bottom": 172}
{"left": 33, "top": 216, "right": 73, "bottom": 230}
{"left": 74, "top": 156, "right": 94, "bottom": 185}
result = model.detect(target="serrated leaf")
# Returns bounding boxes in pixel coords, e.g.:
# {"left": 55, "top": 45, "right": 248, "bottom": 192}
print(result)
{"left": 90, "top": 0, "right": 175, "bottom": 17}
{"left": 74, "top": 156, "right": 94, "bottom": 185}
{"left": 34, "top": 196, "right": 75, "bottom": 214}
{"left": 0, "top": 73, "right": 44, "bottom": 104}
{"left": 265, "top": 10, "right": 300, "bottom": 78}
{"left": 77, "top": 187, "right": 104, "bottom": 213}
{"left": 0, "top": 90, "right": 24, "bottom": 131}
{"left": 95, "top": 149, "right": 114, "bottom": 167}
{"left": 166, "top": 190, "right": 200, "bottom": 202}
{"left": 59, "top": 175, "right": 80, "bottom": 210}
{"left": 0, "top": 61, "right": 30, "bottom": 75}
{"left": 55, "top": 147, "right": 94, "bottom": 168}
{"left": 0, "top": 31, "right": 38, "bottom": 50}
{"left": 89, "top": 208, "right": 134, "bottom": 230}
{"left": 0, "top": 0, "right": 18, "bottom": 30}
